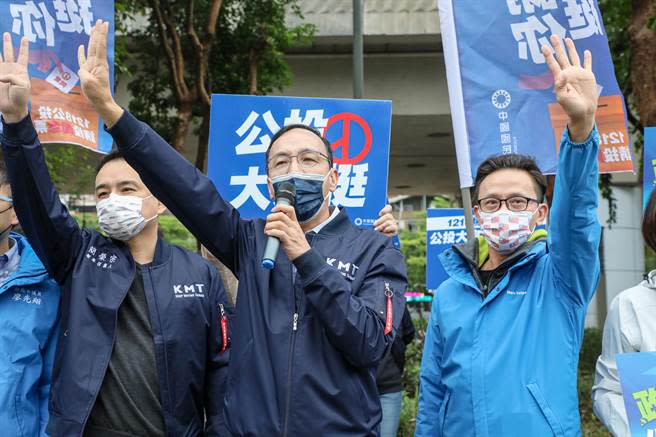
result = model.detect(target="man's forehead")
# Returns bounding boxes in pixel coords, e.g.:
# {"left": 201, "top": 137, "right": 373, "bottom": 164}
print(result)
{"left": 269, "top": 128, "right": 325, "bottom": 155}
{"left": 95, "top": 160, "right": 144, "bottom": 187}
{"left": 478, "top": 169, "right": 539, "bottom": 196}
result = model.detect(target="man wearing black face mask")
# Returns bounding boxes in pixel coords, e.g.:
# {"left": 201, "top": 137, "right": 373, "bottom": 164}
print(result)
{"left": 74, "top": 20, "right": 408, "bottom": 437}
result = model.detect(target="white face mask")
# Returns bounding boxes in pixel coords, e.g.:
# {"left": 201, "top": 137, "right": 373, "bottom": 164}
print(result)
{"left": 96, "top": 194, "right": 157, "bottom": 241}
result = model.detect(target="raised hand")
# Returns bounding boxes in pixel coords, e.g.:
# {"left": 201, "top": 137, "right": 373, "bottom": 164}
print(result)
{"left": 542, "top": 36, "right": 598, "bottom": 142}
{"left": 78, "top": 20, "right": 123, "bottom": 127}
{"left": 374, "top": 204, "right": 398, "bottom": 237}
{"left": 0, "top": 33, "right": 30, "bottom": 123}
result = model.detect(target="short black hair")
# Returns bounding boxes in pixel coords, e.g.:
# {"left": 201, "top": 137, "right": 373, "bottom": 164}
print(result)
{"left": 265, "top": 124, "right": 333, "bottom": 173}
{"left": 96, "top": 150, "right": 125, "bottom": 174}
{"left": 643, "top": 189, "right": 656, "bottom": 252}
{"left": 473, "top": 154, "right": 547, "bottom": 202}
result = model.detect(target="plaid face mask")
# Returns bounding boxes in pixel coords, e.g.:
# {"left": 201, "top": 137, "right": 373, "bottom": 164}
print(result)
{"left": 478, "top": 209, "right": 537, "bottom": 255}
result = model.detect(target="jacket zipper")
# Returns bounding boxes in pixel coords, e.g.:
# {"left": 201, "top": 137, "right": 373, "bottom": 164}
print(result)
{"left": 80, "top": 270, "right": 134, "bottom": 432}
{"left": 282, "top": 281, "right": 299, "bottom": 437}
{"left": 145, "top": 266, "right": 173, "bottom": 428}
{"left": 283, "top": 233, "right": 315, "bottom": 437}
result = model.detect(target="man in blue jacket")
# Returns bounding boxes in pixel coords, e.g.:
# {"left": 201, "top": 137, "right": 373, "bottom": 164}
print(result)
{"left": 416, "top": 36, "right": 601, "bottom": 436}
{"left": 0, "top": 32, "right": 232, "bottom": 436}
{"left": 74, "top": 21, "right": 407, "bottom": 436}
{"left": 0, "top": 159, "right": 60, "bottom": 437}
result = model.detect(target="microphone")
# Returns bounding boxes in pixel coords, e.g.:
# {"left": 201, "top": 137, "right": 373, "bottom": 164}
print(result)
{"left": 262, "top": 181, "right": 296, "bottom": 270}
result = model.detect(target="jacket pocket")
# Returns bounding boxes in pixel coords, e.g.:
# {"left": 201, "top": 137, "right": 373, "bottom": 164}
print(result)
{"left": 527, "top": 382, "right": 565, "bottom": 436}
{"left": 439, "top": 390, "right": 452, "bottom": 436}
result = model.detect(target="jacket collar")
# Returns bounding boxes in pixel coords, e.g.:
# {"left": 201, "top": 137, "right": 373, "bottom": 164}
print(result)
{"left": 112, "top": 234, "right": 172, "bottom": 268}
{"left": 152, "top": 235, "right": 171, "bottom": 266}
{"left": 453, "top": 229, "right": 548, "bottom": 269}
{"left": 0, "top": 233, "right": 50, "bottom": 295}
{"left": 440, "top": 230, "right": 548, "bottom": 291}
{"left": 307, "top": 207, "right": 353, "bottom": 237}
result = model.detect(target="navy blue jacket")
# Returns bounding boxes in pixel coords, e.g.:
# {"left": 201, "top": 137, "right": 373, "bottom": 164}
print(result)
{"left": 1, "top": 115, "right": 233, "bottom": 437}
{"left": 108, "top": 110, "right": 408, "bottom": 436}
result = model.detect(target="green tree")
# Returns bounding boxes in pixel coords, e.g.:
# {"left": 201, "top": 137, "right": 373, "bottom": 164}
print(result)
{"left": 399, "top": 212, "right": 427, "bottom": 290}
{"left": 597, "top": 0, "right": 655, "bottom": 223}
{"left": 115, "top": 0, "right": 314, "bottom": 170}
{"left": 42, "top": 144, "right": 96, "bottom": 211}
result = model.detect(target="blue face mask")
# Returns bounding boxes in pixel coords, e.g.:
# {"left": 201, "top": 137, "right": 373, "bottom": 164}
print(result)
{"left": 271, "top": 172, "right": 329, "bottom": 224}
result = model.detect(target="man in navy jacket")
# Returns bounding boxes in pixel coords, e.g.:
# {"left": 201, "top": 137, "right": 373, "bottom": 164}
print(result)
{"left": 0, "top": 32, "right": 232, "bottom": 436}
{"left": 77, "top": 21, "right": 407, "bottom": 436}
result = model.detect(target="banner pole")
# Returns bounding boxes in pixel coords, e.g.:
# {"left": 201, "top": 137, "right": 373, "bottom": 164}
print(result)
{"left": 461, "top": 187, "right": 475, "bottom": 240}
{"left": 353, "top": 0, "right": 364, "bottom": 99}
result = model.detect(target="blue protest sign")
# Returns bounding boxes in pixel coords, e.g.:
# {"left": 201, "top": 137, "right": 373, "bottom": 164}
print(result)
{"left": 439, "top": 0, "right": 632, "bottom": 187}
{"left": 0, "top": 0, "right": 114, "bottom": 153}
{"left": 617, "top": 352, "right": 656, "bottom": 436}
{"left": 207, "top": 94, "right": 392, "bottom": 228}
{"left": 426, "top": 208, "right": 479, "bottom": 290}
{"left": 643, "top": 128, "right": 656, "bottom": 208}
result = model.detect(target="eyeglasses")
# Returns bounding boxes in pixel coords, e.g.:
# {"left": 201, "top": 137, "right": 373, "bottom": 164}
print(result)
{"left": 477, "top": 196, "right": 540, "bottom": 213}
{"left": 267, "top": 150, "right": 331, "bottom": 177}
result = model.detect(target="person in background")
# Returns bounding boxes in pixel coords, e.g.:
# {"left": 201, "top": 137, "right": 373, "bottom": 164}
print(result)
{"left": 592, "top": 188, "right": 656, "bottom": 436}
{"left": 376, "top": 306, "right": 415, "bottom": 437}
{"left": 0, "top": 159, "right": 60, "bottom": 437}
{"left": 0, "top": 31, "right": 232, "bottom": 436}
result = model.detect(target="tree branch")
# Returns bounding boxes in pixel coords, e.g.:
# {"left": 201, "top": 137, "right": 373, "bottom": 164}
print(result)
{"left": 206, "top": 0, "right": 224, "bottom": 39}
{"left": 151, "top": 0, "right": 183, "bottom": 100}
{"left": 249, "top": 48, "right": 258, "bottom": 94}
{"left": 184, "top": 0, "right": 211, "bottom": 108}
{"left": 162, "top": 2, "right": 190, "bottom": 97}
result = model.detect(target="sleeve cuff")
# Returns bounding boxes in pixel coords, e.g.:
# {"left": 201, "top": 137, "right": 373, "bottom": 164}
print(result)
{"left": 0, "top": 113, "right": 37, "bottom": 145}
{"left": 105, "top": 109, "right": 146, "bottom": 150}
{"left": 563, "top": 123, "right": 600, "bottom": 146}
{"left": 293, "top": 248, "right": 327, "bottom": 283}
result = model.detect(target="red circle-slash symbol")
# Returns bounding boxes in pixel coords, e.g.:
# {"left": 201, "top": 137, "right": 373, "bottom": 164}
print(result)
{"left": 324, "top": 112, "right": 372, "bottom": 165}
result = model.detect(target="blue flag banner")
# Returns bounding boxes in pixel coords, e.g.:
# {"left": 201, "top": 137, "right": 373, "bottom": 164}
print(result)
{"left": 426, "top": 208, "right": 479, "bottom": 290}
{"left": 207, "top": 94, "right": 392, "bottom": 228}
{"left": 617, "top": 352, "right": 656, "bottom": 436}
{"left": 0, "top": 0, "right": 114, "bottom": 153}
{"left": 438, "top": 0, "right": 633, "bottom": 188}
{"left": 643, "top": 128, "right": 656, "bottom": 208}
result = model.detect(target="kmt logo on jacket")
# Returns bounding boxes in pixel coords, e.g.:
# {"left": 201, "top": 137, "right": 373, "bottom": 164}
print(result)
{"left": 326, "top": 258, "right": 360, "bottom": 281}
{"left": 173, "top": 283, "right": 206, "bottom": 299}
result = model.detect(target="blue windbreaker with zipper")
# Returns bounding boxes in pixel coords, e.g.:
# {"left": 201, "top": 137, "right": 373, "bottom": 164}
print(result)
{"left": 415, "top": 127, "right": 601, "bottom": 437}
{"left": 106, "top": 110, "right": 409, "bottom": 436}
{"left": 0, "top": 232, "right": 59, "bottom": 437}
{"left": 1, "top": 115, "right": 233, "bottom": 437}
